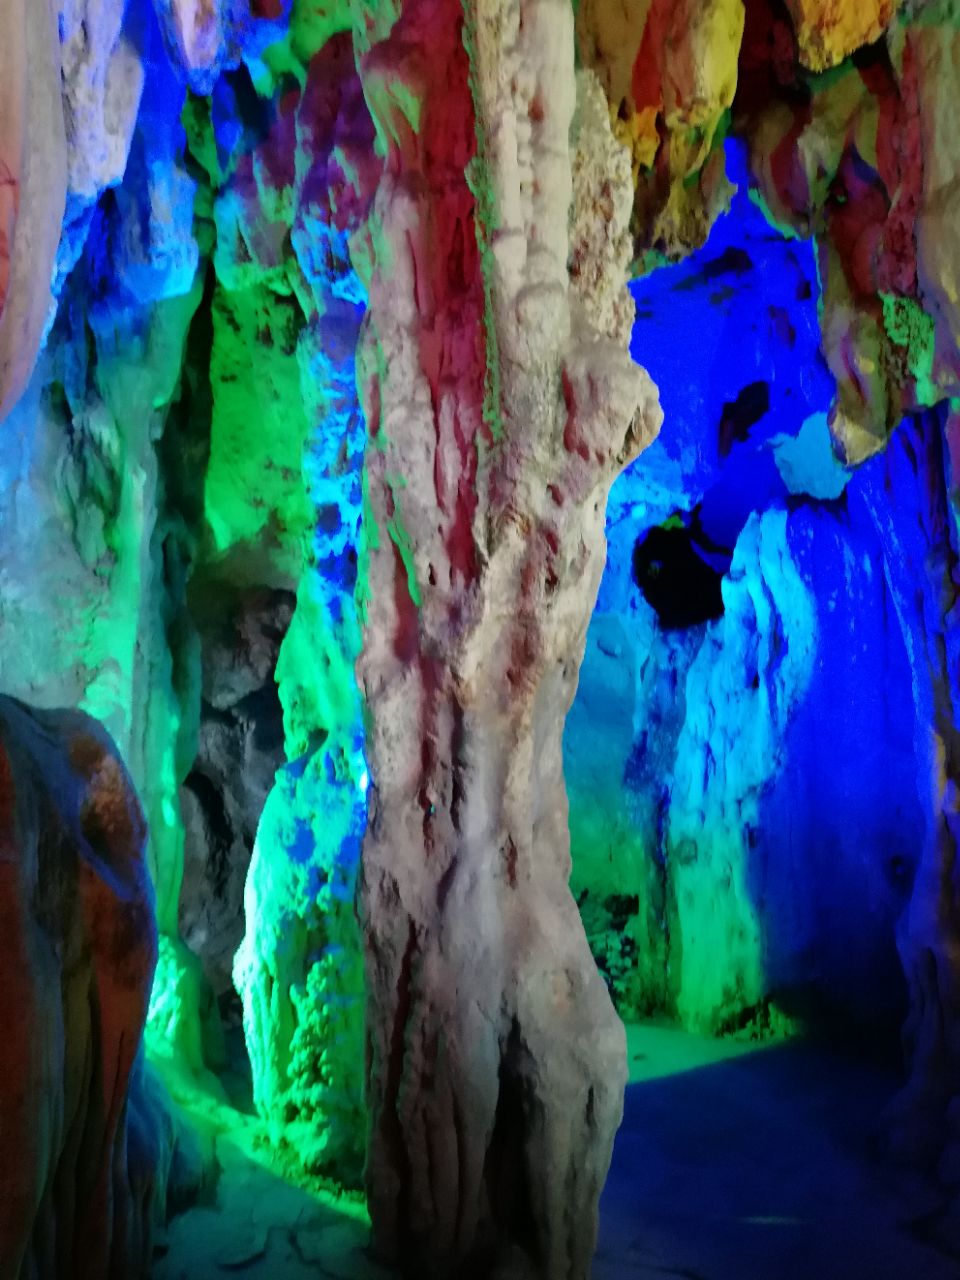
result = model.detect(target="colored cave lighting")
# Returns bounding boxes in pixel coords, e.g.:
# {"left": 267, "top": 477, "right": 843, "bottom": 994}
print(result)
{"left": 142, "top": 33, "right": 375, "bottom": 1183}
{"left": 623, "top": 137, "right": 842, "bottom": 548}
{"left": 566, "top": 136, "right": 921, "bottom": 1038}
{"left": 10, "top": 4, "right": 960, "bottom": 1279}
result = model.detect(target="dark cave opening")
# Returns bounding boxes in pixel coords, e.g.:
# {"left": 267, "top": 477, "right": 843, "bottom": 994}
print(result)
{"left": 632, "top": 517, "right": 732, "bottom": 629}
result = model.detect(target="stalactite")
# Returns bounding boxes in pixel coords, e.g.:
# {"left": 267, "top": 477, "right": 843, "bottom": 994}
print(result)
{"left": 352, "top": 2, "right": 660, "bottom": 1273}
{"left": 576, "top": 0, "right": 744, "bottom": 266}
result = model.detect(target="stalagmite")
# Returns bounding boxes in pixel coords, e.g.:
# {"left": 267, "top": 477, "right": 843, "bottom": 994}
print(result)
{"left": 235, "top": 32, "right": 376, "bottom": 1182}
{"left": 352, "top": 1, "right": 660, "bottom": 1273}
{"left": 16, "top": 0, "right": 960, "bottom": 1274}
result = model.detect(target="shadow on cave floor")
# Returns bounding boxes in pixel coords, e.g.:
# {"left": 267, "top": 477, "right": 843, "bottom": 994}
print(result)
{"left": 596, "top": 1024, "right": 959, "bottom": 1280}
{"left": 151, "top": 1059, "right": 387, "bottom": 1280}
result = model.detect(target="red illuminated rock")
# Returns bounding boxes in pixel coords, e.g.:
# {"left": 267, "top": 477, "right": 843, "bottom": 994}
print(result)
{"left": 0, "top": 698, "right": 167, "bottom": 1279}
{"left": 735, "top": 5, "right": 946, "bottom": 463}
{"left": 577, "top": 0, "right": 744, "bottom": 262}
{"left": 353, "top": 1, "right": 660, "bottom": 1274}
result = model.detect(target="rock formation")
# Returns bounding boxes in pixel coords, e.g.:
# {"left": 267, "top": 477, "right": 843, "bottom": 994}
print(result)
{"left": 352, "top": 2, "right": 660, "bottom": 1273}
{"left": 576, "top": 0, "right": 745, "bottom": 265}
{"left": 855, "top": 410, "right": 960, "bottom": 1173}
{"left": 0, "top": 697, "right": 172, "bottom": 1278}
{"left": 180, "top": 586, "right": 291, "bottom": 997}
{"left": 565, "top": 161, "right": 920, "bottom": 1040}
{"left": 11, "top": 0, "right": 960, "bottom": 1276}
{"left": 228, "top": 31, "right": 375, "bottom": 1182}
{"left": 0, "top": 0, "right": 66, "bottom": 419}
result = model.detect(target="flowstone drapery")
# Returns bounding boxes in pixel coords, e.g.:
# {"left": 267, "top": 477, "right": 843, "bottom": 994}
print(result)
{"left": 0, "top": 699, "right": 185, "bottom": 1279}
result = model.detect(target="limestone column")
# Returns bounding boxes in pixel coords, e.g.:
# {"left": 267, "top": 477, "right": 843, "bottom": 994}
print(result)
{"left": 352, "top": 0, "right": 661, "bottom": 1273}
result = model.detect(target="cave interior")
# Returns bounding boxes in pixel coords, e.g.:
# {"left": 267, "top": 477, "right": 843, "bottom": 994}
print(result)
{"left": 3, "top": 1, "right": 960, "bottom": 1278}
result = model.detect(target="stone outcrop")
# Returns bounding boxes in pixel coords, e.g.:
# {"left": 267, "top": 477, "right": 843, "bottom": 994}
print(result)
{"left": 565, "top": 153, "right": 923, "bottom": 1044}
{"left": 180, "top": 587, "right": 291, "bottom": 996}
{"left": 734, "top": 0, "right": 960, "bottom": 464}
{"left": 577, "top": 0, "right": 744, "bottom": 265}
{"left": 352, "top": 1, "right": 660, "bottom": 1272}
{"left": 669, "top": 509, "right": 817, "bottom": 1028}
{"left": 151, "top": 0, "right": 291, "bottom": 91}
{"left": 0, "top": 0, "right": 210, "bottom": 1084}
{"left": 0, "top": 697, "right": 166, "bottom": 1278}
{"left": 785, "top": 0, "right": 903, "bottom": 71}
{"left": 59, "top": 0, "right": 143, "bottom": 206}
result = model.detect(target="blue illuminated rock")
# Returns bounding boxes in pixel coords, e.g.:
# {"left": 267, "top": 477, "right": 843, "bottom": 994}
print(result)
{"left": 225, "top": 32, "right": 374, "bottom": 1183}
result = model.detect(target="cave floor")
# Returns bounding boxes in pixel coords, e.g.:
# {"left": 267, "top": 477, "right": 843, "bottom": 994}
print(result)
{"left": 151, "top": 1055, "right": 386, "bottom": 1280}
{"left": 596, "top": 1024, "right": 960, "bottom": 1280}
{"left": 153, "top": 1024, "right": 960, "bottom": 1280}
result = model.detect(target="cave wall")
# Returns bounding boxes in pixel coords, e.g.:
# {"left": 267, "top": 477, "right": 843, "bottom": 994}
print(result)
{"left": 567, "top": 141, "right": 924, "bottom": 1039}
{"left": 7, "top": 0, "right": 960, "bottom": 1274}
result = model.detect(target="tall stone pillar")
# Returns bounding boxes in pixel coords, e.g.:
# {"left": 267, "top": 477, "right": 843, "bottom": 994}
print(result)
{"left": 352, "top": 1, "right": 661, "bottom": 1273}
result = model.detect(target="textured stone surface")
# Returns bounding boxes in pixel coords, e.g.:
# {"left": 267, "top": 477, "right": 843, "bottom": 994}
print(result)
{"left": 353, "top": 0, "right": 659, "bottom": 1271}
{"left": 151, "top": 0, "right": 292, "bottom": 91}
{"left": 59, "top": 0, "right": 144, "bottom": 203}
{"left": 0, "top": 0, "right": 66, "bottom": 419}
{"left": 577, "top": 0, "right": 744, "bottom": 264}
{"left": 669, "top": 509, "right": 817, "bottom": 1028}
{"left": 733, "top": 1, "right": 958, "bottom": 465}
{"left": 180, "top": 588, "right": 290, "bottom": 995}
{"left": 909, "top": 19, "right": 960, "bottom": 406}
{"left": 0, "top": 697, "right": 161, "bottom": 1278}
{"left": 785, "top": 0, "right": 903, "bottom": 70}
{"left": 230, "top": 31, "right": 374, "bottom": 1185}
{"left": 566, "top": 153, "right": 923, "bottom": 1044}
{"left": 856, "top": 411, "right": 960, "bottom": 1175}
{"left": 12, "top": 0, "right": 960, "bottom": 1265}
